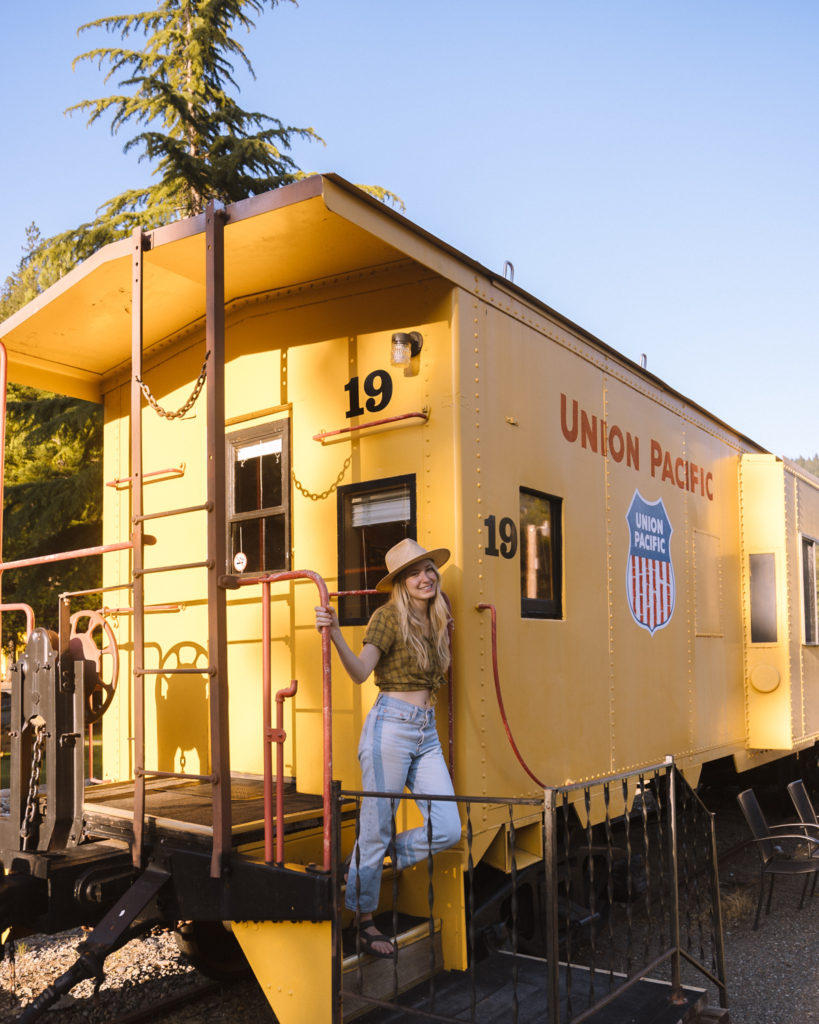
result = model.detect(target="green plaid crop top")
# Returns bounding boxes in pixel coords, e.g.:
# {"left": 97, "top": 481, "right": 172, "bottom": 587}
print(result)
{"left": 363, "top": 603, "right": 446, "bottom": 698}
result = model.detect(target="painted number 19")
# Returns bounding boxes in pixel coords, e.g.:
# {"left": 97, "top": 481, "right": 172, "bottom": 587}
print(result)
{"left": 484, "top": 515, "right": 518, "bottom": 559}
{"left": 345, "top": 370, "right": 393, "bottom": 418}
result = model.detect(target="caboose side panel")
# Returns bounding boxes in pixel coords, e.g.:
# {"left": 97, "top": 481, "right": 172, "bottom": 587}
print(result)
{"left": 455, "top": 286, "right": 752, "bottom": 791}
{"left": 458, "top": 302, "right": 614, "bottom": 791}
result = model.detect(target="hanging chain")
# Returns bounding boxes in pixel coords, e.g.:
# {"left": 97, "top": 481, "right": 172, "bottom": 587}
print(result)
{"left": 20, "top": 718, "right": 47, "bottom": 847}
{"left": 292, "top": 455, "right": 353, "bottom": 501}
{"left": 136, "top": 352, "right": 210, "bottom": 420}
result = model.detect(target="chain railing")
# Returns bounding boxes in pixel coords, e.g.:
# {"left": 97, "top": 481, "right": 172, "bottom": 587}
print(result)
{"left": 135, "top": 352, "right": 209, "bottom": 420}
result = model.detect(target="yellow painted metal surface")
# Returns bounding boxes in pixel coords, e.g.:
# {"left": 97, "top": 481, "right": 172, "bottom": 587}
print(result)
{"left": 737, "top": 455, "right": 819, "bottom": 752}
{"left": 397, "top": 848, "right": 467, "bottom": 970}
{"left": 739, "top": 455, "right": 792, "bottom": 749}
{"left": 232, "top": 919, "right": 334, "bottom": 1022}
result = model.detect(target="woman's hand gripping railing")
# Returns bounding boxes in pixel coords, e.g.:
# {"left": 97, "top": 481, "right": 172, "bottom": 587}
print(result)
{"left": 476, "top": 603, "right": 546, "bottom": 789}
{"left": 221, "top": 570, "right": 333, "bottom": 871}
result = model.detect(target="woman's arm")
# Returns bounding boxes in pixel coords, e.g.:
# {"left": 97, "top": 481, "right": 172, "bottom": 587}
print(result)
{"left": 314, "top": 605, "right": 382, "bottom": 684}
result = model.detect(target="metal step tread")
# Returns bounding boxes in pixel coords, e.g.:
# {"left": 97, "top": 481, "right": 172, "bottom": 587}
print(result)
{"left": 342, "top": 913, "right": 443, "bottom": 1021}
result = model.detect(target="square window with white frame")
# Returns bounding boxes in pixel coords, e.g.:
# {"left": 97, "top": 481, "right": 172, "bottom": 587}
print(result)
{"left": 226, "top": 420, "right": 290, "bottom": 575}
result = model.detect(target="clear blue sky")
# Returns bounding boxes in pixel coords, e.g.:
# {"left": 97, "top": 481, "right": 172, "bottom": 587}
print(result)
{"left": 2, "top": 1, "right": 817, "bottom": 457}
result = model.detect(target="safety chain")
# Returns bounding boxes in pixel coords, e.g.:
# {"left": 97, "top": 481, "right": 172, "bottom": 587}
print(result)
{"left": 136, "top": 351, "right": 210, "bottom": 420}
{"left": 292, "top": 455, "right": 352, "bottom": 501}
{"left": 20, "top": 718, "right": 47, "bottom": 847}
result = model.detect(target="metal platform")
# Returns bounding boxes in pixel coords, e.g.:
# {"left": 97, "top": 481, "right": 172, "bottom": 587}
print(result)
{"left": 83, "top": 776, "right": 324, "bottom": 848}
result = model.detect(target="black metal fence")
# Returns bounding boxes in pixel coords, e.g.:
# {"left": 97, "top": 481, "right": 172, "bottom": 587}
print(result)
{"left": 332, "top": 759, "right": 727, "bottom": 1023}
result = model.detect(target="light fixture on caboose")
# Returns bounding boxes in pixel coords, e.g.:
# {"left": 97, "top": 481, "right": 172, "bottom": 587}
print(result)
{"left": 390, "top": 331, "right": 423, "bottom": 369}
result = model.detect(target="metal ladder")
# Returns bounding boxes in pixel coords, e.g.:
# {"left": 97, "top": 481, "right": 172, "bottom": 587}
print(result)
{"left": 128, "top": 204, "right": 231, "bottom": 878}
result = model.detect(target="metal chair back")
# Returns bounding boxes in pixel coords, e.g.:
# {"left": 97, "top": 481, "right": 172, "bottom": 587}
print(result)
{"left": 737, "top": 788, "right": 776, "bottom": 863}
{"left": 787, "top": 779, "right": 819, "bottom": 830}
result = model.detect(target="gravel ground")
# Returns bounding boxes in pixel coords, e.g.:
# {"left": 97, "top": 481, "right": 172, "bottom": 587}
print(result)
{"left": 0, "top": 929, "right": 276, "bottom": 1024}
{"left": 707, "top": 787, "right": 819, "bottom": 1024}
{"left": 1, "top": 795, "right": 817, "bottom": 1023}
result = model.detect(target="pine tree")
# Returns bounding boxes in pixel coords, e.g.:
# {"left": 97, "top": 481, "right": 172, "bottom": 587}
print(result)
{"left": 0, "top": 225, "right": 63, "bottom": 323}
{"left": 2, "top": 385, "right": 103, "bottom": 645}
{"left": 792, "top": 454, "right": 819, "bottom": 478}
{"left": 1, "top": 1, "right": 397, "bottom": 642}
{"left": 41, "top": 0, "right": 322, "bottom": 270}
{"left": 1, "top": 2, "right": 319, "bottom": 643}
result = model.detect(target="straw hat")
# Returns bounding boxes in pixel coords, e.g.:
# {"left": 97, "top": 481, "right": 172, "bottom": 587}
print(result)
{"left": 375, "top": 538, "right": 450, "bottom": 592}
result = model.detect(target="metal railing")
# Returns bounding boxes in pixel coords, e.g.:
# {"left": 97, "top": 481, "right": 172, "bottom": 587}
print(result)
{"left": 221, "top": 569, "right": 334, "bottom": 870}
{"left": 545, "top": 760, "right": 726, "bottom": 1023}
{"left": 331, "top": 760, "right": 727, "bottom": 1023}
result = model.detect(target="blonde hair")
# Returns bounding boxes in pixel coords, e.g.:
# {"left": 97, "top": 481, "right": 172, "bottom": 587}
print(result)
{"left": 389, "top": 563, "right": 452, "bottom": 674}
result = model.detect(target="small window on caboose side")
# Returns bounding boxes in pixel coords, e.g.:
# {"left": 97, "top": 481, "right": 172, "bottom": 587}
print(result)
{"left": 520, "top": 487, "right": 562, "bottom": 619}
{"left": 226, "top": 420, "right": 290, "bottom": 575}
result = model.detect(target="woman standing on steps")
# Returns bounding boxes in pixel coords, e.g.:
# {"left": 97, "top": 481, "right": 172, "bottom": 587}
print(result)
{"left": 315, "top": 538, "right": 462, "bottom": 958}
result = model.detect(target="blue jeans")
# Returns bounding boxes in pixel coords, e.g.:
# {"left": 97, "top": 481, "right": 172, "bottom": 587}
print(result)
{"left": 346, "top": 694, "right": 461, "bottom": 913}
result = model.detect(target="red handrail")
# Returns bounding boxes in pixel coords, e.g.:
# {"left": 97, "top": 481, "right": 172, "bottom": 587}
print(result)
{"left": 272, "top": 679, "right": 298, "bottom": 864}
{"left": 0, "top": 603, "right": 35, "bottom": 639}
{"left": 313, "top": 409, "right": 429, "bottom": 442}
{"left": 224, "top": 570, "right": 332, "bottom": 871}
{"left": 477, "top": 603, "right": 546, "bottom": 789}
{"left": 106, "top": 465, "right": 185, "bottom": 489}
{"left": 0, "top": 539, "right": 135, "bottom": 573}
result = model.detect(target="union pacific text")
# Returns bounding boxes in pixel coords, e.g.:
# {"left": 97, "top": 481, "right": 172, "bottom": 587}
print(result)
{"left": 560, "top": 394, "right": 714, "bottom": 501}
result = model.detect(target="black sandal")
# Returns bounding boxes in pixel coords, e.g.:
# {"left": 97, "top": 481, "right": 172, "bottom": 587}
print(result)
{"left": 357, "top": 925, "right": 394, "bottom": 959}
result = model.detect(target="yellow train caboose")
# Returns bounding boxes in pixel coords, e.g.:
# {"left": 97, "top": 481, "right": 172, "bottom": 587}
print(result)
{"left": 0, "top": 174, "right": 816, "bottom": 1021}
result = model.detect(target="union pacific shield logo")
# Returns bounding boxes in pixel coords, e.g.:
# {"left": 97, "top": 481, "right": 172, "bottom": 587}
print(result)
{"left": 626, "top": 491, "right": 675, "bottom": 635}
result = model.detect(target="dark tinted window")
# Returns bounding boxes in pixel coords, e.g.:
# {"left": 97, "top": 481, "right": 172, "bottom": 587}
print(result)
{"left": 749, "top": 552, "right": 777, "bottom": 643}
{"left": 520, "top": 488, "right": 562, "bottom": 619}
{"left": 338, "top": 476, "right": 415, "bottom": 624}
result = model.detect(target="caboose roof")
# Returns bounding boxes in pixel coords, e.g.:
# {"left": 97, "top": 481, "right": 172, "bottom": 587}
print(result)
{"left": 1, "top": 175, "right": 425, "bottom": 400}
{"left": 0, "top": 174, "right": 764, "bottom": 453}
{"left": 0, "top": 173, "right": 623, "bottom": 401}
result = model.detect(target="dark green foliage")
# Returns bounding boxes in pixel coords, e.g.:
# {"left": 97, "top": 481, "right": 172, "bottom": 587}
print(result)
{"left": 2, "top": 385, "right": 103, "bottom": 646}
{"left": 0, "top": 1, "right": 397, "bottom": 648}
{"left": 47, "top": 0, "right": 322, "bottom": 267}
{"left": 0, "top": 225, "right": 64, "bottom": 323}
{"left": 3, "top": 1, "right": 316, "bottom": 646}
{"left": 791, "top": 454, "right": 819, "bottom": 478}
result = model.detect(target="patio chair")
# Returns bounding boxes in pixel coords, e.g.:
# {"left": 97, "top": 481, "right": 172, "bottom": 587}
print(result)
{"left": 787, "top": 778, "right": 819, "bottom": 882}
{"left": 736, "top": 787, "right": 819, "bottom": 929}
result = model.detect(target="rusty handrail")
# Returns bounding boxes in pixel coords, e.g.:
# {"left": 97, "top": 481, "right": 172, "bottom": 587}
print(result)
{"left": 106, "top": 464, "right": 185, "bottom": 489}
{"left": 313, "top": 409, "right": 429, "bottom": 442}
{"left": 0, "top": 539, "right": 135, "bottom": 573}
{"left": 477, "top": 602, "right": 546, "bottom": 788}
{"left": 222, "top": 570, "right": 333, "bottom": 871}
{"left": 0, "top": 603, "right": 35, "bottom": 639}
{"left": 271, "top": 678, "right": 298, "bottom": 864}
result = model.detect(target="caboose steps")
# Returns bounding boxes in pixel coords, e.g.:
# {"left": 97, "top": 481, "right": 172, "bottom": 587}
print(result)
{"left": 342, "top": 914, "right": 443, "bottom": 1020}
{"left": 358, "top": 951, "right": 718, "bottom": 1024}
